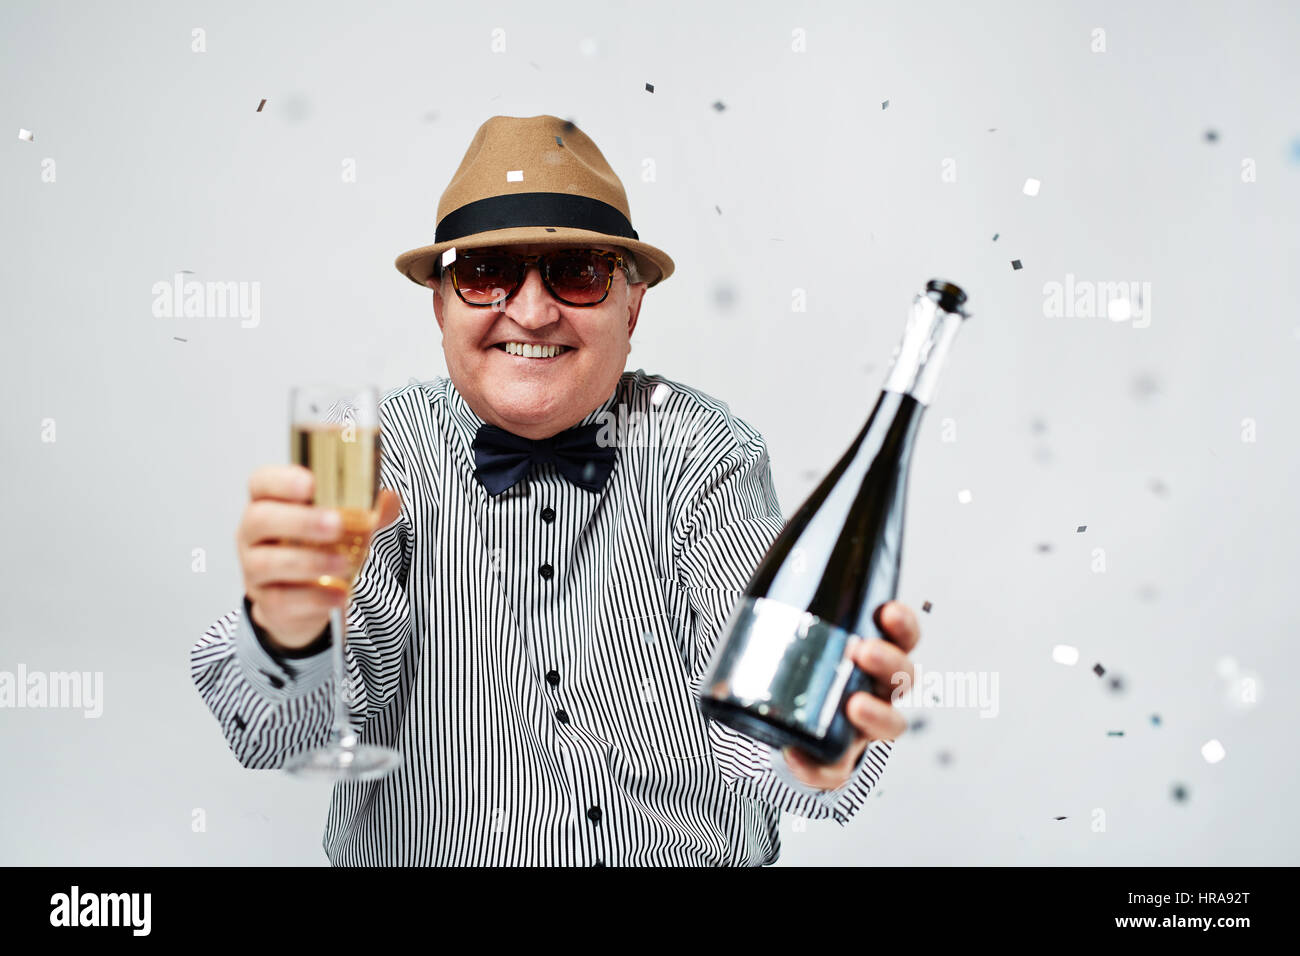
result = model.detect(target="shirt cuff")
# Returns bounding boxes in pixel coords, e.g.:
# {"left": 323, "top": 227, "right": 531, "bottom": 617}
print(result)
{"left": 235, "top": 596, "right": 335, "bottom": 702}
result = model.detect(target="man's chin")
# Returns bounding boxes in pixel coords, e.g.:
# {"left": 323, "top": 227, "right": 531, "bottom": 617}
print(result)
{"left": 480, "top": 382, "right": 571, "bottom": 428}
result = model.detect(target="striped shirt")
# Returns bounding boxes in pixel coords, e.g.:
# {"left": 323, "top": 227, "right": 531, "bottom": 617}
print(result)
{"left": 190, "top": 370, "right": 892, "bottom": 865}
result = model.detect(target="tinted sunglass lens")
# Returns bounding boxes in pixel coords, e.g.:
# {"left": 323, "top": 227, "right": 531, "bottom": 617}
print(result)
{"left": 456, "top": 255, "right": 517, "bottom": 304}
{"left": 548, "top": 252, "right": 612, "bottom": 304}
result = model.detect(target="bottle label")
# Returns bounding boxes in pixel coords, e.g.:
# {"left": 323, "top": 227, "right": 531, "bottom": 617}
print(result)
{"left": 699, "top": 595, "right": 860, "bottom": 741}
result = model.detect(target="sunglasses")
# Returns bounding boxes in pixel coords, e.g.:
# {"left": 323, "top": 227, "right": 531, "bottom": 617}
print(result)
{"left": 442, "top": 248, "right": 630, "bottom": 308}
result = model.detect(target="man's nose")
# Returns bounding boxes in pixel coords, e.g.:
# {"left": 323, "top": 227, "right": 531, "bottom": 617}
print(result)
{"left": 505, "top": 263, "right": 560, "bottom": 328}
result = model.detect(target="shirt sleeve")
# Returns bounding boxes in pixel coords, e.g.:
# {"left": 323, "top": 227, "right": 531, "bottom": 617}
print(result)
{"left": 189, "top": 432, "right": 416, "bottom": 770}
{"left": 672, "top": 417, "right": 893, "bottom": 826}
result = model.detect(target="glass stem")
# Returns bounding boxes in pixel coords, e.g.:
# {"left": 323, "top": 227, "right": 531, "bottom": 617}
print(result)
{"left": 329, "top": 599, "right": 357, "bottom": 750}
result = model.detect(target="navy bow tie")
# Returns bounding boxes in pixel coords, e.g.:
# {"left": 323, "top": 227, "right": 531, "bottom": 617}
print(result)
{"left": 472, "top": 421, "right": 616, "bottom": 495}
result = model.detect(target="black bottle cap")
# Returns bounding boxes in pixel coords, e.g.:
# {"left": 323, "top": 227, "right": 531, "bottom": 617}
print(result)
{"left": 926, "top": 279, "right": 968, "bottom": 314}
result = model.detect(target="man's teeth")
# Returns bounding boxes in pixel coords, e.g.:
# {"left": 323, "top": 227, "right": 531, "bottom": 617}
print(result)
{"left": 501, "top": 342, "right": 569, "bottom": 358}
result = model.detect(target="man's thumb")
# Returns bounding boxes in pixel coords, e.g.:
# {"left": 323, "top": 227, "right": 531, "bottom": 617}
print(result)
{"left": 375, "top": 488, "right": 403, "bottom": 529}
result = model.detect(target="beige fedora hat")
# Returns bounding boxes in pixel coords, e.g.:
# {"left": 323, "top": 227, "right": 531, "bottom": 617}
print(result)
{"left": 394, "top": 115, "right": 675, "bottom": 289}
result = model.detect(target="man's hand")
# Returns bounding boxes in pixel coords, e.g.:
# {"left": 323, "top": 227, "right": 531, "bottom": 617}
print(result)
{"left": 781, "top": 599, "right": 921, "bottom": 792}
{"left": 238, "top": 464, "right": 403, "bottom": 651}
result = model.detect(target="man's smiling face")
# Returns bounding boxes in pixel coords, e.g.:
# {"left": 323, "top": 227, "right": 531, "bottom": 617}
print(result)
{"left": 429, "top": 241, "right": 647, "bottom": 439}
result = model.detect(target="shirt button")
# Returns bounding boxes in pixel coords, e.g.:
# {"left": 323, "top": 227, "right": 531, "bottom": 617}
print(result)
{"left": 546, "top": 669, "right": 560, "bottom": 687}
{"left": 556, "top": 709, "right": 570, "bottom": 724}
{"left": 592, "top": 860, "right": 605, "bottom": 867}
{"left": 586, "top": 805, "right": 602, "bottom": 824}
{"left": 540, "top": 506, "right": 555, "bottom": 523}
{"left": 539, "top": 562, "right": 553, "bottom": 580}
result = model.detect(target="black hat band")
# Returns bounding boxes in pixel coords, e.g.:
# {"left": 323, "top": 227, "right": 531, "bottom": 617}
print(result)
{"left": 435, "top": 192, "right": 640, "bottom": 244}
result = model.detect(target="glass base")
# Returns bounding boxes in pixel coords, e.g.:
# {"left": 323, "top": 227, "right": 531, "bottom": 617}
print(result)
{"left": 284, "top": 742, "right": 403, "bottom": 782}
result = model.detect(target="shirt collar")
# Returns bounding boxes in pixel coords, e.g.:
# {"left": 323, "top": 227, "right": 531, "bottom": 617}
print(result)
{"left": 438, "top": 375, "right": 625, "bottom": 466}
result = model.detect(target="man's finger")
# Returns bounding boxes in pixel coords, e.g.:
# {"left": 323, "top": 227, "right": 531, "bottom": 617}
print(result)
{"left": 248, "top": 464, "right": 314, "bottom": 503}
{"left": 846, "top": 691, "right": 907, "bottom": 741}
{"left": 244, "top": 543, "right": 354, "bottom": 588}
{"left": 849, "top": 636, "right": 915, "bottom": 698}
{"left": 874, "top": 600, "right": 920, "bottom": 653}
{"left": 241, "top": 500, "right": 345, "bottom": 546}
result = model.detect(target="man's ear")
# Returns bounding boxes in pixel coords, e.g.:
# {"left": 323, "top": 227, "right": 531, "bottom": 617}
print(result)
{"left": 625, "top": 280, "right": 647, "bottom": 340}
{"left": 426, "top": 276, "right": 446, "bottom": 333}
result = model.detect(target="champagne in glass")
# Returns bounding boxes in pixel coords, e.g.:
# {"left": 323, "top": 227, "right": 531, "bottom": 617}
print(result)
{"left": 282, "top": 384, "right": 403, "bottom": 782}
{"left": 292, "top": 420, "right": 381, "bottom": 591}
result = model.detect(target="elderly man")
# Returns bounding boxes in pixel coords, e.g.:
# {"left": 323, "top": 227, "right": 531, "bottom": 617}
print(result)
{"left": 192, "top": 114, "right": 920, "bottom": 866}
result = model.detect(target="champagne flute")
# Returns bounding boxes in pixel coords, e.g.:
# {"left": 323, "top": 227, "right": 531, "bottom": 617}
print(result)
{"left": 282, "top": 384, "right": 403, "bottom": 781}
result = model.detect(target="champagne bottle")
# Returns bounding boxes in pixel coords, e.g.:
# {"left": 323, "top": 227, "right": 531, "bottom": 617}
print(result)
{"left": 697, "top": 280, "right": 970, "bottom": 764}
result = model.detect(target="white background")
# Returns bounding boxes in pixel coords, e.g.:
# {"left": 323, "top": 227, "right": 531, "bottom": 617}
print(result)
{"left": 1, "top": 0, "right": 1297, "bottom": 865}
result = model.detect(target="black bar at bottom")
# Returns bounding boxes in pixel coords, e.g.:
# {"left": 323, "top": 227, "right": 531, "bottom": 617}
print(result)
{"left": 6, "top": 865, "right": 1285, "bottom": 940}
